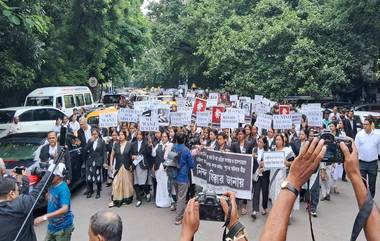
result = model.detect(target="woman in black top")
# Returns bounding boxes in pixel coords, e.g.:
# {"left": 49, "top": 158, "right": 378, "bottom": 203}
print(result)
{"left": 109, "top": 131, "right": 133, "bottom": 207}
{"left": 105, "top": 130, "right": 119, "bottom": 187}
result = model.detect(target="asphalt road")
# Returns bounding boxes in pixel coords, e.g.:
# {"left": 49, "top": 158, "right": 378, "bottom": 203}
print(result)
{"left": 35, "top": 178, "right": 380, "bottom": 241}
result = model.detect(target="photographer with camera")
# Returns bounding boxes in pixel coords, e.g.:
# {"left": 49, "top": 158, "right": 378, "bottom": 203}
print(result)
{"left": 0, "top": 162, "right": 58, "bottom": 241}
{"left": 34, "top": 163, "right": 74, "bottom": 241}
{"left": 260, "top": 138, "right": 380, "bottom": 241}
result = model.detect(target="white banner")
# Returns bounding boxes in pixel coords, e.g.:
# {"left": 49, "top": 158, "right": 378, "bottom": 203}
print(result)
{"left": 118, "top": 108, "right": 138, "bottom": 123}
{"left": 139, "top": 114, "right": 159, "bottom": 132}
{"left": 255, "top": 114, "right": 272, "bottom": 130}
{"left": 220, "top": 112, "right": 239, "bottom": 129}
{"left": 304, "top": 110, "right": 322, "bottom": 127}
{"left": 170, "top": 111, "right": 191, "bottom": 127}
{"left": 207, "top": 93, "right": 219, "bottom": 107}
{"left": 99, "top": 113, "right": 118, "bottom": 128}
{"left": 291, "top": 112, "right": 302, "bottom": 125}
{"left": 273, "top": 115, "right": 292, "bottom": 130}
{"left": 196, "top": 111, "right": 211, "bottom": 127}
{"left": 226, "top": 108, "right": 245, "bottom": 123}
{"left": 263, "top": 151, "right": 285, "bottom": 169}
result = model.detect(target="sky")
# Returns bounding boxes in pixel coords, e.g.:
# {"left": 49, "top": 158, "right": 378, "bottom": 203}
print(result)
{"left": 141, "top": 0, "right": 159, "bottom": 14}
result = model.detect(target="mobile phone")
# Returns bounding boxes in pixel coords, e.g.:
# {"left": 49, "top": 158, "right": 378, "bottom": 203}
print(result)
{"left": 15, "top": 167, "right": 25, "bottom": 175}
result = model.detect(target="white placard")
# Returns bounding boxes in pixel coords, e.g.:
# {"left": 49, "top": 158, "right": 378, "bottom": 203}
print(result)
{"left": 170, "top": 112, "right": 191, "bottom": 126}
{"left": 272, "top": 115, "right": 292, "bottom": 130}
{"left": 207, "top": 93, "right": 219, "bottom": 107}
{"left": 291, "top": 112, "right": 302, "bottom": 125}
{"left": 230, "top": 95, "right": 238, "bottom": 102}
{"left": 255, "top": 103, "right": 271, "bottom": 114}
{"left": 99, "top": 113, "right": 118, "bottom": 128}
{"left": 261, "top": 98, "right": 271, "bottom": 107}
{"left": 255, "top": 114, "right": 272, "bottom": 130}
{"left": 139, "top": 114, "right": 159, "bottom": 132}
{"left": 239, "top": 96, "right": 252, "bottom": 103}
{"left": 118, "top": 108, "right": 138, "bottom": 123}
{"left": 304, "top": 110, "right": 322, "bottom": 127}
{"left": 176, "top": 97, "right": 186, "bottom": 108}
{"left": 177, "top": 106, "right": 192, "bottom": 113}
{"left": 220, "top": 112, "right": 239, "bottom": 129}
{"left": 226, "top": 108, "right": 245, "bottom": 123}
{"left": 196, "top": 111, "right": 211, "bottom": 127}
{"left": 254, "top": 95, "right": 263, "bottom": 101}
{"left": 263, "top": 151, "right": 285, "bottom": 169}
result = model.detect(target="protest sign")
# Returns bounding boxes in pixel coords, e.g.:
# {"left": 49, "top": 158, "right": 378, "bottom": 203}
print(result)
{"left": 212, "top": 106, "right": 225, "bottom": 124}
{"left": 193, "top": 149, "right": 253, "bottom": 199}
{"left": 196, "top": 111, "right": 211, "bottom": 127}
{"left": 118, "top": 108, "right": 138, "bottom": 123}
{"left": 230, "top": 95, "right": 238, "bottom": 102}
{"left": 156, "top": 104, "right": 170, "bottom": 126}
{"left": 239, "top": 96, "right": 251, "bottom": 102}
{"left": 226, "top": 108, "right": 245, "bottom": 123}
{"left": 262, "top": 151, "right": 285, "bottom": 169}
{"left": 302, "top": 103, "right": 322, "bottom": 127}
{"left": 291, "top": 112, "right": 302, "bottom": 125}
{"left": 99, "top": 113, "right": 118, "bottom": 128}
{"left": 176, "top": 97, "right": 186, "bottom": 108}
{"left": 193, "top": 98, "right": 207, "bottom": 113}
{"left": 255, "top": 114, "right": 272, "bottom": 130}
{"left": 240, "top": 101, "right": 252, "bottom": 120}
{"left": 207, "top": 93, "right": 219, "bottom": 107}
{"left": 279, "top": 105, "right": 290, "bottom": 115}
{"left": 254, "top": 95, "right": 263, "bottom": 101}
{"left": 254, "top": 103, "right": 271, "bottom": 114}
{"left": 170, "top": 112, "right": 187, "bottom": 126}
{"left": 220, "top": 112, "right": 239, "bottom": 129}
{"left": 272, "top": 115, "right": 292, "bottom": 130}
{"left": 139, "top": 114, "right": 159, "bottom": 132}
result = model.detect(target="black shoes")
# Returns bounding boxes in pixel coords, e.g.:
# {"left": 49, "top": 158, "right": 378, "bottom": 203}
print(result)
{"left": 95, "top": 193, "right": 101, "bottom": 199}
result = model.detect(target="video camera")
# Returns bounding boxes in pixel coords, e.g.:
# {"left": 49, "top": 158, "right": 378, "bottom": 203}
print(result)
{"left": 31, "top": 162, "right": 50, "bottom": 178}
{"left": 319, "top": 131, "right": 352, "bottom": 163}
{"left": 196, "top": 190, "right": 228, "bottom": 222}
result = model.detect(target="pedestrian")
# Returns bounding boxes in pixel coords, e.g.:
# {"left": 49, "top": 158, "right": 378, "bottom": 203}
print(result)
{"left": 68, "top": 114, "right": 80, "bottom": 135}
{"left": 354, "top": 118, "right": 380, "bottom": 198}
{"left": 106, "top": 130, "right": 119, "bottom": 187}
{"left": 108, "top": 131, "right": 134, "bottom": 208}
{"left": 34, "top": 163, "right": 74, "bottom": 241}
{"left": 251, "top": 136, "right": 270, "bottom": 219}
{"left": 174, "top": 132, "right": 194, "bottom": 225}
{"left": 88, "top": 211, "right": 122, "bottom": 241}
{"left": 230, "top": 128, "right": 253, "bottom": 215}
{"left": 8, "top": 116, "right": 21, "bottom": 134}
{"left": 131, "top": 131, "right": 152, "bottom": 207}
{"left": 206, "top": 129, "right": 218, "bottom": 149}
{"left": 84, "top": 128, "right": 107, "bottom": 199}
{"left": 53, "top": 117, "right": 62, "bottom": 135}
{"left": 152, "top": 131, "right": 173, "bottom": 208}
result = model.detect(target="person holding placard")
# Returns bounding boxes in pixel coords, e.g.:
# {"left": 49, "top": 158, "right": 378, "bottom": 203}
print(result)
{"left": 230, "top": 128, "right": 254, "bottom": 215}
{"left": 251, "top": 136, "right": 270, "bottom": 220}
{"left": 131, "top": 131, "right": 153, "bottom": 207}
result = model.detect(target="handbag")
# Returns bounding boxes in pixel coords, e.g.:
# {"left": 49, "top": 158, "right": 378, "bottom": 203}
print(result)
{"left": 164, "top": 145, "right": 181, "bottom": 168}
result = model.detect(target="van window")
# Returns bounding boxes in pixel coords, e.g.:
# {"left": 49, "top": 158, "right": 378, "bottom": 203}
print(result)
{"left": 25, "top": 96, "right": 54, "bottom": 106}
{"left": 56, "top": 97, "right": 63, "bottom": 110}
{"left": 64, "top": 95, "right": 75, "bottom": 108}
{"left": 18, "top": 110, "right": 33, "bottom": 122}
{"left": 84, "top": 93, "right": 92, "bottom": 105}
{"left": 33, "top": 109, "right": 51, "bottom": 121}
{"left": 0, "top": 110, "right": 15, "bottom": 124}
{"left": 48, "top": 109, "right": 65, "bottom": 120}
{"left": 75, "top": 94, "right": 85, "bottom": 106}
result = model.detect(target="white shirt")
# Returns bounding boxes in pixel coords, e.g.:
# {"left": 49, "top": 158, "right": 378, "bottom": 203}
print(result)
{"left": 329, "top": 112, "right": 340, "bottom": 121}
{"left": 49, "top": 145, "right": 58, "bottom": 161}
{"left": 137, "top": 140, "right": 143, "bottom": 152}
{"left": 9, "top": 123, "right": 21, "bottom": 134}
{"left": 256, "top": 148, "right": 264, "bottom": 164}
{"left": 69, "top": 121, "right": 80, "bottom": 132}
{"left": 355, "top": 130, "right": 380, "bottom": 162}
{"left": 84, "top": 128, "right": 92, "bottom": 143}
{"left": 93, "top": 138, "right": 98, "bottom": 151}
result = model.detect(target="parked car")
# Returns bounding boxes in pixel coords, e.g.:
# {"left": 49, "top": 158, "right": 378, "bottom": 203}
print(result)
{"left": 24, "top": 86, "right": 95, "bottom": 116}
{"left": 354, "top": 104, "right": 380, "bottom": 113}
{"left": 0, "top": 132, "right": 84, "bottom": 190}
{"left": 102, "top": 94, "right": 128, "bottom": 107}
{"left": 0, "top": 106, "right": 66, "bottom": 138}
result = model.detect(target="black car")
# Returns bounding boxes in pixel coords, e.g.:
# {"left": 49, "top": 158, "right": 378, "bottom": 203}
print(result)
{"left": 0, "top": 132, "right": 84, "bottom": 190}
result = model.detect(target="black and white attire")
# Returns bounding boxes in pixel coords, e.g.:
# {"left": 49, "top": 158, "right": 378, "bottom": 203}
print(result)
{"left": 39, "top": 144, "right": 72, "bottom": 181}
{"left": 252, "top": 147, "right": 270, "bottom": 213}
{"left": 84, "top": 137, "right": 107, "bottom": 197}
{"left": 131, "top": 139, "right": 152, "bottom": 204}
{"left": 355, "top": 129, "right": 380, "bottom": 198}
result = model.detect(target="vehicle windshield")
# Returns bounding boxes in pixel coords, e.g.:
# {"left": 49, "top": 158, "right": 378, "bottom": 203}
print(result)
{"left": 0, "top": 110, "right": 15, "bottom": 124}
{"left": 25, "top": 96, "right": 54, "bottom": 106}
{"left": 0, "top": 142, "right": 40, "bottom": 161}
{"left": 372, "top": 117, "right": 380, "bottom": 129}
{"left": 103, "top": 95, "right": 120, "bottom": 104}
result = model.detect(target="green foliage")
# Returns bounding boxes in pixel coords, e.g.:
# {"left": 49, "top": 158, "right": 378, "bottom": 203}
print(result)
{"left": 138, "top": 0, "right": 380, "bottom": 99}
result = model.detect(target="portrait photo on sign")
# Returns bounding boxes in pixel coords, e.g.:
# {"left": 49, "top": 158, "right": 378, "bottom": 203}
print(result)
{"left": 157, "top": 105, "right": 170, "bottom": 126}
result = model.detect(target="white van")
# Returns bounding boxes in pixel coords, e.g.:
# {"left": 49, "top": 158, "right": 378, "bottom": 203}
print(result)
{"left": 24, "top": 86, "right": 95, "bottom": 116}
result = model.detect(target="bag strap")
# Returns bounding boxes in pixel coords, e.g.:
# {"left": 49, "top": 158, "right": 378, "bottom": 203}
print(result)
{"left": 350, "top": 190, "right": 374, "bottom": 241}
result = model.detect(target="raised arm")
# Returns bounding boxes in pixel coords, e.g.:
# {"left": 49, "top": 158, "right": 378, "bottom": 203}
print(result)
{"left": 260, "top": 138, "right": 326, "bottom": 241}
